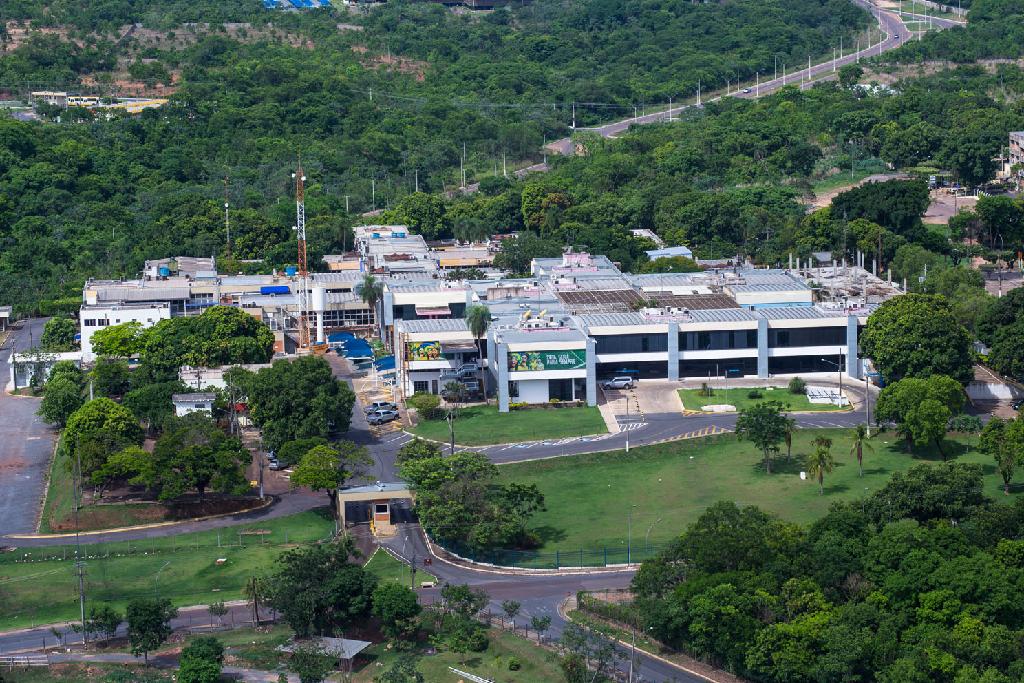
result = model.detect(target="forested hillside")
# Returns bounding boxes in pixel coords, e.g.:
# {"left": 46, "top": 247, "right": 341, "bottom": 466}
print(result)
{"left": 0, "top": 0, "right": 869, "bottom": 313}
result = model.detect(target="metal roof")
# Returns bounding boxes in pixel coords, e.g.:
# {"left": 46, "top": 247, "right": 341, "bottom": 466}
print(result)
{"left": 93, "top": 286, "right": 190, "bottom": 302}
{"left": 728, "top": 282, "right": 811, "bottom": 293}
{"left": 579, "top": 312, "right": 647, "bottom": 327}
{"left": 687, "top": 308, "right": 760, "bottom": 323}
{"left": 498, "top": 328, "right": 587, "bottom": 344}
{"left": 171, "top": 393, "right": 217, "bottom": 402}
{"left": 397, "top": 318, "right": 469, "bottom": 333}
{"left": 756, "top": 306, "right": 849, "bottom": 320}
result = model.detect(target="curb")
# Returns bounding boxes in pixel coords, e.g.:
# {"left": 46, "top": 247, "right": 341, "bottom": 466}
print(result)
{"left": 562, "top": 599, "right": 729, "bottom": 683}
{"left": 7, "top": 496, "right": 276, "bottom": 540}
{"left": 399, "top": 429, "right": 610, "bottom": 452}
{"left": 418, "top": 531, "right": 639, "bottom": 577}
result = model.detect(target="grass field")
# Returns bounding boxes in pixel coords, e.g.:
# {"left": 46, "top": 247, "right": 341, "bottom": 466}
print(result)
{"left": 352, "top": 629, "right": 563, "bottom": 683}
{"left": 498, "top": 429, "right": 1003, "bottom": 553}
{"left": 38, "top": 443, "right": 263, "bottom": 534}
{"left": 0, "top": 663, "right": 170, "bottom": 682}
{"left": 0, "top": 509, "right": 335, "bottom": 631}
{"left": 363, "top": 548, "right": 437, "bottom": 586}
{"left": 411, "top": 404, "right": 607, "bottom": 446}
{"left": 679, "top": 387, "right": 846, "bottom": 413}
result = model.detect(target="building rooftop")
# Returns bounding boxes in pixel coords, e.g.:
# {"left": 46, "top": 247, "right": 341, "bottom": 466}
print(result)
{"left": 396, "top": 318, "right": 469, "bottom": 333}
{"left": 756, "top": 306, "right": 848, "bottom": 320}
{"left": 497, "top": 327, "right": 588, "bottom": 344}
{"left": 652, "top": 293, "right": 739, "bottom": 310}
{"left": 727, "top": 281, "right": 811, "bottom": 293}
{"left": 81, "top": 301, "right": 171, "bottom": 311}
{"left": 687, "top": 308, "right": 760, "bottom": 323}
{"left": 579, "top": 312, "right": 647, "bottom": 327}
{"left": 171, "top": 392, "right": 217, "bottom": 402}
{"left": 90, "top": 285, "right": 191, "bottom": 302}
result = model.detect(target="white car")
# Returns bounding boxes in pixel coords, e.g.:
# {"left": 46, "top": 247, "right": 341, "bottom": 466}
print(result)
{"left": 602, "top": 377, "right": 636, "bottom": 390}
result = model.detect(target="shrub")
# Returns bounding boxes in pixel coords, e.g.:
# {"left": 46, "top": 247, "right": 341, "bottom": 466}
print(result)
{"left": 508, "top": 657, "right": 521, "bottom": 671}
{"left": 747, "top": 389, "right": 763, "bottom": 399}
{"left": 408, "top": 392, "right": 444, "bottom": 419}
{"left": 700, "top": 383, "right": 714, "bottom": 397}
{"left": 789, "top": 377, "right": 807, "bottom": 394}
{"left": 949, "top": 414, "right": 983, "bottom": 434}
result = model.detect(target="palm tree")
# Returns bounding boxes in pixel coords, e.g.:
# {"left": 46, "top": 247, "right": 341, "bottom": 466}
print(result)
{"left": 806, "top": 436, "right": 835, "bottom": 495}
{"left": 783, "top": 416, "right": 796, "bottom": 459}
{"left": 355, "top": 274, "right": 384, "bottom": 339}
{"left": 465, "top": 304, "right": 491, "bottom": 403}
{"left": 849, "top": 424, "right": 874, "bottom": 477}
{"left": 244, "top": 575, "right": 266, "bottom": 625}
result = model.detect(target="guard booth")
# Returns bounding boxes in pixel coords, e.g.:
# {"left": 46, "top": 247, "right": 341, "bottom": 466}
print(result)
{"left": 336, "top": 482, "right": 414, "bottom": 538}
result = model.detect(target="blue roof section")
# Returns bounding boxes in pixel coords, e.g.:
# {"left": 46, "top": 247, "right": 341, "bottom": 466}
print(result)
{"left": 374, "top": 356, "right": 395, "bottom": 371}
{"left": 646, "top": 246, "right": 694, "bottom": 260}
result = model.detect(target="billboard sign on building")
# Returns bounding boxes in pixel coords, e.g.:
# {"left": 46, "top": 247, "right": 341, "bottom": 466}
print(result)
{"left": 509, "top": 349, "right": 586, "bottom": 372}
{"left": 406, "top": 341, "right": 442, "bottom": 361}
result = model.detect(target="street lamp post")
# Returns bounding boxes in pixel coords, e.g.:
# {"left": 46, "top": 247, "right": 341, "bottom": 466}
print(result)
{"left": 820, "top": 354, "right": 844, "bottom": 404}
{"left": 627, "top": 504, "right": 638, "bottom": 564}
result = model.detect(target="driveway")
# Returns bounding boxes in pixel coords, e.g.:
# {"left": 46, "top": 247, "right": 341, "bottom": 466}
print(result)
{"left": 0, "top": 318, "right": 56, "bottom": 536}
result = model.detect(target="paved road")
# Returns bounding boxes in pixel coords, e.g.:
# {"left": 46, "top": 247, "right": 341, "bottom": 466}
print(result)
{"left": 382, "top": 524, "right": 701, "bottom": 683}
{"left": 539, "top": 0, "right": 962, "bottom": 157}
{"left": 0, "top": 318, "right": 55, "bottom": 536}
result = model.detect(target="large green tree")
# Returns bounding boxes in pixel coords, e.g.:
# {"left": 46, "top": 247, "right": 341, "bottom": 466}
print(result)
{"left": 126, "top": 598, "right": 177, "bottom": 663}
{"left": 248, "top": 357, "right": 356, "bottom": 451}
{"left": 63, "top": 398, "right": 143, "bottom": 480}
{"left": 735, "top": 400, "right": 789, "bottom": 474}
{"left": 861, "top": 294, "right": 973, "bottom": 384}
{"left": 267, "top": 537, "right": 377, "bottom": 638}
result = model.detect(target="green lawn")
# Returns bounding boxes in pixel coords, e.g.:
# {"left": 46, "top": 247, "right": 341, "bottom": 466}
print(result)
{"left": 498, "top": 429, "right": 1001, "bottom": 554}
{"left": 411, "top": 404, "right": 607, "bottom": 446}
{"left": 0, "top": 509, "right": 335, "bottom": 631}
{"left": 0, "top": 663, "right": 169, "bottom": 682}
{"left": 364, "top": 548, "right": 437, "bottom": 587}
{"left": 679, "top": 387, "right": 846, "bottom": 413}
{"left": 352, "top": 629, "right": 563, "bottom": 683}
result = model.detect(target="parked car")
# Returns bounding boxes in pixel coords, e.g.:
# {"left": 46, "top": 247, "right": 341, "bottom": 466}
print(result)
{"left": 268, "top": 458, "right": 285, "bottom": 471}
{"left": 1013, "top": 398, "right": 1023, "bottom": 411}
{"left": 602, "top": 376, "right": 636, "bottom": 390}
{"left": 741, "top": 88, "right": 751, "bottom": 94}
{"left": 367, "top": 409, "right": 400, "bottom": 425}
{"left": 364, "top": 401, "right": 398, "bottom": 414}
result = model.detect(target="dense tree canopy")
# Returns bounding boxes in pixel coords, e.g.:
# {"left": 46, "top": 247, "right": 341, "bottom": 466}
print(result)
{"left": 632, "top": 464, "right": 1024, "bottom": 682}
{"left": 247, "top": 356, "right": 356, "bottom": 451}
{"left": 862, "top": 294, "right": 974, "bottom": 384}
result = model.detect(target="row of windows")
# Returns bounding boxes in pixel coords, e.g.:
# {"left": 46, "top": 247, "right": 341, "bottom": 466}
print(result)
{"left": 593, "top": 328, "right": 848, "bottom": 352}
{"left": 82, "top": 319, "right": 109, "bottom": 327}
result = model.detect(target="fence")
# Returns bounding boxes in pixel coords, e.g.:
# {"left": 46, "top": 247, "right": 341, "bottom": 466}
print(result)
{"left": 437, "top": 541, "right": 667, "bottom": 570}
{"left": 1, "top": 528, "right": 334, "bottom": 566}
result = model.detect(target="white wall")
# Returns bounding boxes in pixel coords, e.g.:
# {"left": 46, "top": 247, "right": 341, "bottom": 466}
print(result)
{"left": 80, "top": 305, "right": 170, "bottom": 360}
{"left": 515, "top": 378, "right": 549, "bottom": 404}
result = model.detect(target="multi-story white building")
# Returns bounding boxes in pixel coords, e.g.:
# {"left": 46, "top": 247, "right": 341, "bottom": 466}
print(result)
{"left": 392, "top": 252, "right": 892, "bottom": 412}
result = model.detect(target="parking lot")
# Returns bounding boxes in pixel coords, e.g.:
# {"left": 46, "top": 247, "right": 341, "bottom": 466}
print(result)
{"left": 0, "top": 319, "right": 55, "bottom": 536}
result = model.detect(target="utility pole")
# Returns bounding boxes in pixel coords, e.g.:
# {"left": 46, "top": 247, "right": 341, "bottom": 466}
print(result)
{"left": 372, "top": 177, "right": 376, "bottom": 208}
{"left": 696, "top": 79, "right": 701, "bottom": 106}
{"left": 667, "top": 97, "right": 672, "bottom": 122}
{"left": 74, "top": 440, "right": 87, "bottom": 644}
{"left": 223, "top": 175, "right": 231, "bottom": 257}
{"left": 414, "top": 169, "right": 419, "bottom": 193}
{"left": 292, "top": 162, "right": 310, "bottom": 348}
{"left": 755, "top": 71, "right": 759, "bottom": 97}
{"left": 502, "top": 152, "right": 507, "bottom": 178}
{"left": 344, "top": 194, "right": 349, "bottom": 214}
{"left": 571, "top": 101, "right": 576, "bottom": 129}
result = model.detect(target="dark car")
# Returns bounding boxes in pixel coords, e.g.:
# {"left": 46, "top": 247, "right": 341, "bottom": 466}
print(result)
{"left": 1013, "top": 398, "right": 1023, "bottom": 411}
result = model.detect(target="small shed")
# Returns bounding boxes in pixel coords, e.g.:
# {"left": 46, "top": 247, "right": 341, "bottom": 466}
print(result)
{"left": 0, "top": 306, "right": 11, "bottom": 331}
{"left": 336, "top": 481, "right": 414, "bottom": 537}
{"left": 171, "top": 392, "right": 217, "bottom": 417}
{"left": 279, "top": 637, "right": 372, "bottom": 674}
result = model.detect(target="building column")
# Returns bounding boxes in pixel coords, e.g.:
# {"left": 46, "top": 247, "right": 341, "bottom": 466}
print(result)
{"left": 586, "top": 337, "right": 597, "bottom": 407}
{"left": 486, "top": 332, "right": 497, "bottom": 400}
{"left": 497, "top": 342, "right": 510, "bottom": 413}
{"left": 667, "top": 322, "right": 680, "bottom": 381}
{"left": 846, "top": 315, "right": 860, "bottom": 379}
{"left": 757, "top": 318, "right": 769, "bottom": 379}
